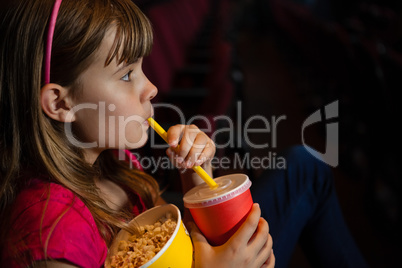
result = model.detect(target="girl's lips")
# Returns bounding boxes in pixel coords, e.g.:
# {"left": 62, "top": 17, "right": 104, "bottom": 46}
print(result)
{"left": 144, "top": 108, "right": 153, "bottom": 126}
{"left": 146, "top": 112, "right": 154, "bottom": 125}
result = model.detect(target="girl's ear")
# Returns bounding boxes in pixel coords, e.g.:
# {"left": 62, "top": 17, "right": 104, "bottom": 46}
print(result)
{"left": 40, "top": 83, "right": 76, "bottom": 122}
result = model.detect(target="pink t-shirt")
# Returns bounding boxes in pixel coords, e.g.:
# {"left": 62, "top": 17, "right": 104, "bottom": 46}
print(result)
{"left": 2, "top": 178, "right": 146, "bottom": 267}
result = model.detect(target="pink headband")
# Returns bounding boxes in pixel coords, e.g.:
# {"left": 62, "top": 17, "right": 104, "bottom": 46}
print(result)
{"left": 43, "top": 0, "right": 63, "bottom": 85}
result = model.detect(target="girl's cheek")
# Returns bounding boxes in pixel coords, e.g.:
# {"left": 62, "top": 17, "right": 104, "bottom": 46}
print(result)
{"left": 117, "top": 120, "right": 146, "bottom": 146}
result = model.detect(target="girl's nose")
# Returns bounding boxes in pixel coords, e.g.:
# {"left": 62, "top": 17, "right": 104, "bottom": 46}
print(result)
{"left": 141, "top": 75, "right": 158, "bottom": 102}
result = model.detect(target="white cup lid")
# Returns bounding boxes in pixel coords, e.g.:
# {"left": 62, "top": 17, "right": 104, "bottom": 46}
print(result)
{"left": 183, "top": 174, "right": 251, "bottom": 208}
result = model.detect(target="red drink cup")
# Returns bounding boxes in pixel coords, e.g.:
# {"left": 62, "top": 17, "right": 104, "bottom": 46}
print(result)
{"left": 183, "top": 174, "right": 253, "bottom": 246}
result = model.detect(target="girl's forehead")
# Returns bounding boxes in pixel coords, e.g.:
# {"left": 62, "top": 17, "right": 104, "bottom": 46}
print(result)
{"left": 99, "top": 25, "right": 140, "bottom": 68}
{"left": 88, "top": 26, "right": 133, "bottom": 73}
{"left": 100, "top": 27, "right": 119, "bottom": 61}
{"left": 94, "top": 26, "right": 125, "bottom": 68}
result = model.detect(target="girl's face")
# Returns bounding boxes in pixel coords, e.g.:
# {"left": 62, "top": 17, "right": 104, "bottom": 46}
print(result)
{"left": 70, "top": 27, "right": 157, "bottom": 162}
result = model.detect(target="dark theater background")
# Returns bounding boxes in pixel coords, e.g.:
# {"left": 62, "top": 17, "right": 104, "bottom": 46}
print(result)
{"left": 134, "top": 0, "right": 402, "bottom": 266}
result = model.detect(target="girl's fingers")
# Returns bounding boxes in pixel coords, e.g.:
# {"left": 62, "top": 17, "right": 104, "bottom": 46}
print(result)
{"left": 188, "top": 222, "right": 210, "bottom": 253}
{"left": 248, "top": 218, "right": 269, "bottom": 250}
{"left": 166, "top": 124, "right": 185, "bottom": 147}
{"left": 194, "top": 145, "right": 214, "bottom": 166}
{"left": 166, "top": 148, "right": 184, "bottom": 166}
{"left": 198, "top": 138, "right": 216, "bottom": 164}
{"left": 166, "top": 125, "right": 194, "bottom": 166}
{"left": 266, "top": 250, "right": 275, "bottom": 268}
{"left": 254, "top": 233, "right": 273, "bottom": 268}
{"left": 186, "top": 133, "right": 213, "bottom": 167}
{"left": 229, "top": 204, "right": 261, "bottom": 246}
{"left": 178, "top": 125, "right": 200, "bottom": 159}
{"left": 246, "top": 217, "right": 272, "bottom": 267}
{"left": 166, "top": 125, "right": 215, "bottom": 168}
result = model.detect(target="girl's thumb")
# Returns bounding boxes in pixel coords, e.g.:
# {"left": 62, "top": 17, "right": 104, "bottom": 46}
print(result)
{"left": 188, "top": 222, "right": 207, "bottom": 244}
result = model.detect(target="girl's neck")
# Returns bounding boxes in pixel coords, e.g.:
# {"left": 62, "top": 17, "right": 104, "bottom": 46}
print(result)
{"left": 84, "top": 148, "right": 102, "bottom": 165}
{"left": 95, "top": 178, "right": 130, "bottom": 211}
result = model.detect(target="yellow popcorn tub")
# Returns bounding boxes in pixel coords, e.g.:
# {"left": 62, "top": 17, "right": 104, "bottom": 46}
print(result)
{"left": 105, "top": 204, "right": 193, "bottom": 268}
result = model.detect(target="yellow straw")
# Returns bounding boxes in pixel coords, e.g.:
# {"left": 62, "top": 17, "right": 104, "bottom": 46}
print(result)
{"left": 147, "top": 117, "right": 218, "bottom": 189}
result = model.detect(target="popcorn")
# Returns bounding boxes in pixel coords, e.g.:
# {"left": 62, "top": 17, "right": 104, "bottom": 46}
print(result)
{"left": 110, "top": 213, "right": 177, "bottom": 268}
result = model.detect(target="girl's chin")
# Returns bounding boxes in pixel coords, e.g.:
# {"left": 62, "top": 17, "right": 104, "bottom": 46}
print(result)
{"left": 122, "top": 132, "right": 149, "bottom": 149}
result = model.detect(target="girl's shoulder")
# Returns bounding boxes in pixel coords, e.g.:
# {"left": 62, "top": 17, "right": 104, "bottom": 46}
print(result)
{"left": 3, "top": 178, "right": 107, "bottom": 267}
{"left": 13, "top": 178, "right": 96, "bottom": 228}
{"left": 16, "top": 178, "right": 86, "bottom": 213}
{"left": 16, "top": 178, "right": 80, "bottom": 210}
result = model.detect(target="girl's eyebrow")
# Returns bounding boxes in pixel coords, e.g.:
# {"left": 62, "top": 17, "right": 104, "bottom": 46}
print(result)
{"left": 113, "top": 63, "right": 130, "bottom": 75}
{"left": 113, "top": 58, "right": 140, "bottom": 75}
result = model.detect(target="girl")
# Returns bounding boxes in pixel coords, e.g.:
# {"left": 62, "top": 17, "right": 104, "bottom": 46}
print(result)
{"left": 0, "top": 0, "right": 273, "bottom": 267}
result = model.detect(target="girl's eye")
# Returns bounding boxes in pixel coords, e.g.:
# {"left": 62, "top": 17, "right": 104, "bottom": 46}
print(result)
{"left": 121, "top": 70, "right": 133, "bottom": 81}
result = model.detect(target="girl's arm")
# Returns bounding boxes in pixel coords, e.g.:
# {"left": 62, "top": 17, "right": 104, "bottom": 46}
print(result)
{"left": 165, "top": 125, "right": 274, "bottom": 267}
{"left": 165, "top": 124, "right": 215, "bottom": 224}
{"left": 165, "top": 124, "right": 216, "bottom": 194}
{"left": 178, "top": 160, "right": 213, "bottom": 194}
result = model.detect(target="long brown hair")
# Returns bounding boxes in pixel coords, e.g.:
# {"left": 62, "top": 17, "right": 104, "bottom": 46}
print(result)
{"left": 0, "top": 0, "right": 159, "bottom": 253}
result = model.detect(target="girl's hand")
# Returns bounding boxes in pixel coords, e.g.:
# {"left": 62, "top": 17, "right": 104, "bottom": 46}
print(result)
{"left": 189, "top": 204, "right": 275, "bottom": 268}
{"left": 165, "top": 124, "right": 216, "bottom": 169}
